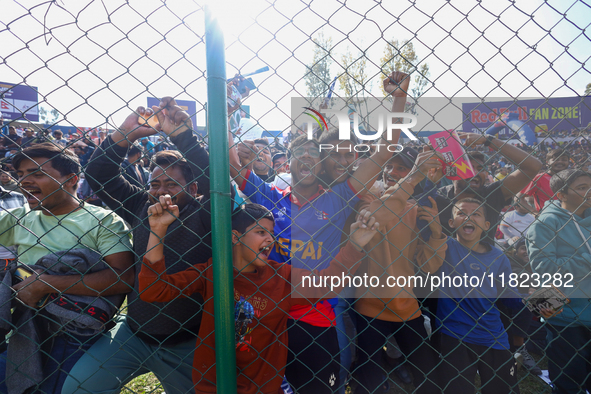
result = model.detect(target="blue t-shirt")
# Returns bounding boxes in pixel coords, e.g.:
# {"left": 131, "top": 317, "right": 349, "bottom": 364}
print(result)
{"left": 435, "top": 238, "right": 521, "bottom": 350}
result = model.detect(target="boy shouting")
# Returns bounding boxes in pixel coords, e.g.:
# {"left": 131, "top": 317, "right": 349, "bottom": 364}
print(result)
{"left": 139, "top": 198, "right": 379, "bottom": 394}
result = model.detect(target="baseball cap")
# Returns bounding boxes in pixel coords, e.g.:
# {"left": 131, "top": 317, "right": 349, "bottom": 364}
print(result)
{"left": 272, "top": 152, "right": 287, "bottom": 164}
{"left": 392, "top": 147, "right": 419, "bottom": 168}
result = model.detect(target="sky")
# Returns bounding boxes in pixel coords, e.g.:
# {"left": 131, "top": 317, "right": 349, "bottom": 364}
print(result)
{"left": 0, "top": 0, "right": 589, "bottom": 133}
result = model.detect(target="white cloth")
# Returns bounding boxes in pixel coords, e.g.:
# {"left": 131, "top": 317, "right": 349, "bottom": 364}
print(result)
{"left": 500, "top": 210, "right": 535, "bottom": 239}
{"left": 272, "top": 173, "right": 291, "bottom": 190}
{"left": 236, "top": 117, "right": 264, "bottom": 142}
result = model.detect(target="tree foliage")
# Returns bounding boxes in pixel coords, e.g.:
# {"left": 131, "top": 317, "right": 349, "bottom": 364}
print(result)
{"left": 39, "top": 106, "right": 59, "bottom": 124}
{"left": 336, "top": 46, "right": 373, "bottom": 130}
{"left": 585, "top": 82, "right": 591, "bottom": 96}
{"left": 304, "top": 32, "right": 334, "bottom": 99}
{"left": 338, "top": 47, "right": 370, "bottom": 101}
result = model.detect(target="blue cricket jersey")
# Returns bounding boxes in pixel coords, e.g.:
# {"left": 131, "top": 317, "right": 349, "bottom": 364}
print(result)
{"left": 240, "top": 170, "right": 360, "bottom": 326}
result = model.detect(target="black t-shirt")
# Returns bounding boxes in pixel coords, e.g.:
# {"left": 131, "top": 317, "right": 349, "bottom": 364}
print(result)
{"left": 435, "top": 182, "right": 511, "bottom": 245}
{"left": 2, "top": 134, "right": 21, "bottom": 150}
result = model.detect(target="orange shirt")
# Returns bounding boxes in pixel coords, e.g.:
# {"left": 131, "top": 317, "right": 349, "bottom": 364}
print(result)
{"left": 138, "top": 242, "right": 363, "bottom": 394}
{"left": 354, "top": 182, "right": 447, "bottom": 322}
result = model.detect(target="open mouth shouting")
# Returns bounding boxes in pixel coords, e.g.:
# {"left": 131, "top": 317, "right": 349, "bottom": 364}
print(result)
{"left": 258, "top": 244, "right": 272, "bottom": 259}
{"left": 297, "top": 162, "right": 315, "bottom": 180}
{"left": 22, "top": 188, "right": 42, "bottom": 206}
{"left": 384, "top": 173, "right": 398, "bottom": 186}
{"left": 461, "top": 222, "right": 476, "bottom": 236}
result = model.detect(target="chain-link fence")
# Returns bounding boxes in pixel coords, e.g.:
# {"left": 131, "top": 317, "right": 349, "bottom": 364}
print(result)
{"left": 1, "top": 1, "right": 590, "bottom": 393}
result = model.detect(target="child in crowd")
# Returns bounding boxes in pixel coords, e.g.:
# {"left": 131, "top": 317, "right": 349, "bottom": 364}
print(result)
{"left": 417, "top": 198, "right": 522, "bottom": 393}
{"left": 138, "top": 197, "right": 379, "bottom": 394}
{"left": 499, "top": 196, "right": 535, "bottom": 241}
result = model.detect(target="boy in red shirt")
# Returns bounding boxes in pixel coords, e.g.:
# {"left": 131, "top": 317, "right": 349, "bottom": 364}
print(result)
{"left": 138, "top": 196, "right": 379, "bottom": 394}
{"left": 518, "top": 148, "right": 570, "bottom": 212}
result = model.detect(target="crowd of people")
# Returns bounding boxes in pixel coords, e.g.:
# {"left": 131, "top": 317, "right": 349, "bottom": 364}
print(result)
{"left": 0, "top": 71, "right": 588, "bottom": 394}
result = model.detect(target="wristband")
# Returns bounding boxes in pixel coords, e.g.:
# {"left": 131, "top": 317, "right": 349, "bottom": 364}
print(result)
{"left": 483, "top": 135, "right": 495, "bottom": 147}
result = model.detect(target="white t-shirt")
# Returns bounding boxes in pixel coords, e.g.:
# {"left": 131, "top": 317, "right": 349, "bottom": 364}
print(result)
{"left": 500, "top": 210, "right": 535, "bottom": 240}
{"left": 272, "top": 173, "right": 292, "bottom": 190}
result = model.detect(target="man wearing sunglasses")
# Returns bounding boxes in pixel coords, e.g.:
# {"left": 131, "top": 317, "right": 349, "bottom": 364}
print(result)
{"left": 231, "top": 71, "right": 411, "bottom": 393}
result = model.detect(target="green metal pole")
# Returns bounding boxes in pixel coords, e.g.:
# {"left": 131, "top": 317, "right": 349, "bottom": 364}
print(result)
{"left": 205, "top": 6, "right": 236, "bottom": 394}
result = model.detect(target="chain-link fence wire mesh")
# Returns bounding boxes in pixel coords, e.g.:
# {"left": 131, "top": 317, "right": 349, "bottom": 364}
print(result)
{"left": 1, "top": 0, "right": 591, "bottom": 393}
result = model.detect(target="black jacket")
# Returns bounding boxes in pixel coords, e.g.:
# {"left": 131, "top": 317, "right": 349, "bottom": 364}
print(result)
{"left": 85, "top": 130, "right": 212, "bottom": 345}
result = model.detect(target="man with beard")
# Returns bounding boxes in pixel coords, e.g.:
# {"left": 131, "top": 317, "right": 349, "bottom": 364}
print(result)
{"left": 63, "top": 97, "right": 211, "bottom": 394}
{"left": 435, "top": 133, "right": 542, "bottom": 245}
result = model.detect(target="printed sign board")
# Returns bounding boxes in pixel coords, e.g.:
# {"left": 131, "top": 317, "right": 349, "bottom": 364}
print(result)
{"left": 0, "top": 82, "right": 39, "bottom": 122}
{"left": 428, "top": 130, "right": 476, "bottom": 180}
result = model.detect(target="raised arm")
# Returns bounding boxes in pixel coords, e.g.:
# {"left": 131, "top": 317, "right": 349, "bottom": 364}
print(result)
{"left": 458, "top": 133, "right": 542, "bottom": 200}
{"left": 348, "top": 72, "right": 410, "bottom": 194}
{"left": 138, "top": 195, "right": 207, "bottom": 302}
{"left": 368, "top": 148, "right": 443, "bottom": 222}
{"left": 230, "top": 139, "right": 257, "bottom": 186}
{"left": 291, "top": 210, "right": 379, "bottom": 302}
{"left": 85, "top": 137, "right": 149, "bottom": 223}
{"left": 85, "top": 106, "right": 159, "bottom": 220}
{"left": 154, "top": 97, "right": 211, "bottom": 196}
{"left": 415, "top": 200, "right": 448, "bottom": 273}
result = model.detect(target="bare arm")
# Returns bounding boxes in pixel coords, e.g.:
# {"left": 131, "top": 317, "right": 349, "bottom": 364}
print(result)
{"left": 458, "top": 133, "right": 542, "bottom": 200}
{"left": 349, "top": 72, "right": 410, "bottom": 194}
{"left": 230, "top": 138, "right": 256, "bottom": 186}
{"left": 369, "top": 149, "right": 443, "bottom": 222}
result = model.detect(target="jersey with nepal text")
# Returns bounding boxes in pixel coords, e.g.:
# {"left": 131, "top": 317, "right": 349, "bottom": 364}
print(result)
{"left": 239, "top": 170, "right": 360, "bottom": 327}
